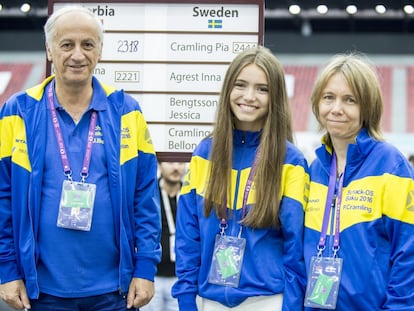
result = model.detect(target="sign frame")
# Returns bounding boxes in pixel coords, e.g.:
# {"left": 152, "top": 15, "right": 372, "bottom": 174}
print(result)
{"left": 48, "top": 0, "right": 264, "bottom": 162}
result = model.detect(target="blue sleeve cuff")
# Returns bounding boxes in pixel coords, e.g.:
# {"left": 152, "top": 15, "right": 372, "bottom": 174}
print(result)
{"left": 133, "top": 258, "right": 157, "bottom": 281}
{"left": 0, "top": 260, "right": 22, "bottom": 284}
{"left": 178, "top": 293, "right": 198, "bottom": 311}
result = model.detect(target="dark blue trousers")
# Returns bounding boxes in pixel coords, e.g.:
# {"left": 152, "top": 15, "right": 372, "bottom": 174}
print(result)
{"left": 30, "top": 292, "right": 139, "bottom": 311}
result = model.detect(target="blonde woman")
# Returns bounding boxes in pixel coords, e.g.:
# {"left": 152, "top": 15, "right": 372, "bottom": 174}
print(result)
{"left": 304, "top": 53, "right": 414, "bottom": 310}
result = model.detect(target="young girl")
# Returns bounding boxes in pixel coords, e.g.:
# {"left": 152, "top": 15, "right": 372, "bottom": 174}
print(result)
{"left": 172, "top": 46, "right": 309, "bottom": 311}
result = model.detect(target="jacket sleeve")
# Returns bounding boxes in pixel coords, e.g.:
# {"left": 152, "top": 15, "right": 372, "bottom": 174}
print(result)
{"left": 131, "top": 108, "right": 161, "bottom": 281}
{"left": 171, "top": 157, "right": 200, "bottom": 311}
{"left": 133, "top": 151, "right": 162, "bottom": 281}
{"left": 0, "top": 155, "right": 22, "bottom": 284}
{"left": 382, "top": 161, "right": 414, "bottom": 309}
{"left": 0, "top": 101, "right": 24, "bottom": 284}
{"left": 280, "top": 158, "right": 309, "bottom": 311}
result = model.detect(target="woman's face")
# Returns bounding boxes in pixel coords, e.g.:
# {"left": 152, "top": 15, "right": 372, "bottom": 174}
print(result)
{"left": 230, "top": 64, "right": 269, "bottom": 132}
{"left": 319, "top": 72, "right": 362, "bottom": 144}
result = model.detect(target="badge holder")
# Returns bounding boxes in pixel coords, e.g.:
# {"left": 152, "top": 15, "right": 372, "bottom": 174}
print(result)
{"left": 57, "top": 179, "right": 96, "bottom": 231}
{"left": 304, "top": 251, "right": 343, "bottom": 309}
{"left": 208, "top": 222, "right": 246, "bottom": 287}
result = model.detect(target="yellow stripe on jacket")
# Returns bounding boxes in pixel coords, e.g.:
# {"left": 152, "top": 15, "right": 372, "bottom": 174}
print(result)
{"left": 0, "top": 115, "right": 31, "bottom": 172}
{"left": 120, "top": 110, "right": 155, "bottom": 165}
{"left": 305, "top": 175, "right": 414, "bottom": 232}
{"left": 181, "top": 155, "right": 308, "bottom": 210}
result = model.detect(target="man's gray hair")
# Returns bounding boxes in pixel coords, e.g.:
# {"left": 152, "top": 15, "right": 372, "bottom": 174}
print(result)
{"left": 44, "top": 5, "right": 104, "bottom": 46}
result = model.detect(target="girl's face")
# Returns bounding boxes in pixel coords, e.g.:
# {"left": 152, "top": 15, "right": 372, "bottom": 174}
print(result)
{"left": 230, "top": 64, "right": 269, "bottom": 132}
{"left": 319, "top": 72, "right": 362, "bottom": 144}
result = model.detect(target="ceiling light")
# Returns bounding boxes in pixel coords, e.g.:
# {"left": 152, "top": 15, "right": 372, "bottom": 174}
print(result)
{"left": 288, "top": 5, "right": 301, "bottom": 15}
{"left": 20, "top": 3, "right": 31, "bottom": 13}
{"left": 346, "top": 5, "right": 357, "bottom": 15}
{"left": 403, "top": 4, "right": 414, "bottom": 14}
{"left": 316, "top": 5, "right": 328, "bottom": 15}
{"left": 375, "top": 4, "right": 386, "bottom": 14}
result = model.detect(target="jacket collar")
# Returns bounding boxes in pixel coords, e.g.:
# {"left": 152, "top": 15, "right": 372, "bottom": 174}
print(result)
{"left": 316, "top": 128, "right": 378, "bottom": 171}
{"left": 233, "top": 129, "right": 261, "bottom": 147}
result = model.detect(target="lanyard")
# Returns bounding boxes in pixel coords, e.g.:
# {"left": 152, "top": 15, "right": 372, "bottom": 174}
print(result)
{"left": 317, "top": 153, "right": 344, "bottom": 257}
{"left": 47, "top": 80, "right": 97, "bottom": 182}
{"left": 219, "top": 149, "right": 260, "bottom": 237}
{"left": 160, "top": 179, "right": 178, "bottom": 236}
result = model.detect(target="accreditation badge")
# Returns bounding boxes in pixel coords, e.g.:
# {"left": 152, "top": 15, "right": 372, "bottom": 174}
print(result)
{"left": 57, "top": 180, "right": 96, "bottom": 231}
{"left": 208, "top": 234, "right": 246, "bottom": 287}
{"left": 304, "top": 256, "right": 343, "bottom": 309}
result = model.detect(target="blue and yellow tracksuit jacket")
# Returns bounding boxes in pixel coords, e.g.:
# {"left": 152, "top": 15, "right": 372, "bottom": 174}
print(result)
{"left": 172, "top": 130, "right": 309, "bottom": 311}
{"left": 304, "top": 128, "right": 414, "bottom": 310}
{"left": 0, "top": 76, "right": 161, "bottom": 298}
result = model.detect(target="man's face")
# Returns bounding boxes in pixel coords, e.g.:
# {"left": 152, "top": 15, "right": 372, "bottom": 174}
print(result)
{"left": 46, "top": 11, "right": 102, "bottom": 88}
{"left": 158, "top": 162, "right": 187, "bottom": 185}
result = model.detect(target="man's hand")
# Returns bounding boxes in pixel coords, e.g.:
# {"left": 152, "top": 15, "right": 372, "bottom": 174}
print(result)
{"left": 0, "top": 280, "right": 31, "bottom": 310}
{"left": 126, "top": 277, "right": 154, "bottom": 309}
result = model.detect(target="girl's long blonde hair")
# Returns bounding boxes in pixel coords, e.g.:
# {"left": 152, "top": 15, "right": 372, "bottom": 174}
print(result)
{"left": 204, "top": 46, "right": 293, "bottom": 228}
